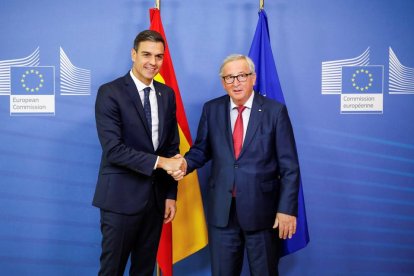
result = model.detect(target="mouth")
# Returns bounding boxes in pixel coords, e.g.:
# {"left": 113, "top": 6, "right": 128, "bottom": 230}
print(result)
{"left": 145, "top": 66, "right": 158, "bottom": 73}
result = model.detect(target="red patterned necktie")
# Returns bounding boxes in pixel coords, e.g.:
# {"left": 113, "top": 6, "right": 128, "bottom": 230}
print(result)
{"left": 233, "top": 106, "right": 246, "bottom": 159}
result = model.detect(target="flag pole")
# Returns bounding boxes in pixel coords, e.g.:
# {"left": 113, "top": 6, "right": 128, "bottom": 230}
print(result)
{"left": 260, "top": 0, "right": 264, "bottom": 10}
{"left": 156, "top": 6, "right": 162, "bottom": 276}
{"left": 154, "top": 1, "right": 161, "bottom": 274}
{"left": 155, "top": 4, "right": 161, "bottom": 276}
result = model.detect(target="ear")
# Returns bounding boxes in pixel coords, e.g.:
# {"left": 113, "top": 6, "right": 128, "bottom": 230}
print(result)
{"left": 220, "top": 78, "right": 227, "bottom": 89}
{"left": 251, "top": 73, "right": 257, "bottom": 86}
{"left": 131, "top": 48, "right": 136, "bottom": 62}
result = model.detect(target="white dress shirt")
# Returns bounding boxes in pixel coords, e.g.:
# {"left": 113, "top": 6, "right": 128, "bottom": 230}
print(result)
{"left": 130, "top": 70, "right": 159, "bottom": 150}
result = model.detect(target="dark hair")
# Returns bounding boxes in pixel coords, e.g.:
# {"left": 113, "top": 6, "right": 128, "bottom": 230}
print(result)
{"left": 133, "top": 30, "right": 165, "bottom": 51}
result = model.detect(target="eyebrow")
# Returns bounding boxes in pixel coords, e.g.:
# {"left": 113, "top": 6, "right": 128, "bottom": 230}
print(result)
{"left": 225, "top": 72, "right": 248, "bottom": 76}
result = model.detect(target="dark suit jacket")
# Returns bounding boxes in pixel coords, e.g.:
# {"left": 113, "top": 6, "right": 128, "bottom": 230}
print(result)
{"left": 185, "top": 92, "right": 300, "bottom": 231}
{"left": 93, "top": 72, "right": 179, "bottom": 215}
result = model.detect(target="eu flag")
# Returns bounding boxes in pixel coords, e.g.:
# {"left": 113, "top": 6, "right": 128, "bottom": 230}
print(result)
{"left": 342, "top": 66, "right": 383, "bottom": 94}
{"left": 248, "top": 9, "right": 310, "bottom": 256}
{"left": 11, "top": 66, "right": 54, "bottom": 95}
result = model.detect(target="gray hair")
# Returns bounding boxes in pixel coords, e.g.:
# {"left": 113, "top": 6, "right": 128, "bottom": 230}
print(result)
{"left": 219, "top": 54, "right": 256, "bottom": 77}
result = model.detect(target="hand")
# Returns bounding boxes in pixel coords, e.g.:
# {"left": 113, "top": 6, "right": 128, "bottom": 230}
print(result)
{"left": 158, "top": 155, "right": 186, "bottom": 172}
{"left": 164, "top": 199, "right": 177, "bottom": 223}
{"left": 273, "top": 213, "right": 297, "bottom": 239}
{"left": 167, "top": 154, "right": 187, "bottom": 181}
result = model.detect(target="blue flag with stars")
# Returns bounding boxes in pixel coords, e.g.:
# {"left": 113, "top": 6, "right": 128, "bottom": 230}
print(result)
{"left": 11, "top": 66, "right": 54, "bottom": 95}
{"left": 248, "top": 9, "right": 310, "bottom": 256}
{"left": 342, "top": 66, "right": 383, "bottom": 94}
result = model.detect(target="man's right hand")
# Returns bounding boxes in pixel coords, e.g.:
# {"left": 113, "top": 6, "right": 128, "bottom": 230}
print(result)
{"left": 157, "top": 155, "right": 186, "bottom": 178}
{"left": 168, "top": 154, "right": 187, "bottom": 181}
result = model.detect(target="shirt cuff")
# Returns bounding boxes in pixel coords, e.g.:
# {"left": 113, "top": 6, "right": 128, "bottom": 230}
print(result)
{"left": 154, "top": 156, "right": 160, "bottom": 170}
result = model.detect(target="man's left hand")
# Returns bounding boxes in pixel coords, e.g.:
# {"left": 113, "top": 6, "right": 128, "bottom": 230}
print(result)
{"left": 164, "top": 199, "right": 177, "bottom": 223}
{"left": 273, "top": 213, "right": 297, "bottom": 239}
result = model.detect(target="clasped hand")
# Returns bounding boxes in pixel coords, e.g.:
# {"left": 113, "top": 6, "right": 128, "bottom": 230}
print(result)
{"left": 159, "top": 154, "right": 187, "bottom": 181}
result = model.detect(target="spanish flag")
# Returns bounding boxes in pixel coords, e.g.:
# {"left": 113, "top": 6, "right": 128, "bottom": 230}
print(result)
{"left": 149, "top": 8, "right": 208, "bottom": 275}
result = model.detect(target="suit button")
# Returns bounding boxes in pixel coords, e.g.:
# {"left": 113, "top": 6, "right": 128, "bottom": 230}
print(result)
{"left": 234, "top": 163, "right": 239, "bottom": 168}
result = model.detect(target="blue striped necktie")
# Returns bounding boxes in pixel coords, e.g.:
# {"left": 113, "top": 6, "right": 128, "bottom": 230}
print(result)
{"left": 143, "top": 87, "right": 152, "bottom": 131}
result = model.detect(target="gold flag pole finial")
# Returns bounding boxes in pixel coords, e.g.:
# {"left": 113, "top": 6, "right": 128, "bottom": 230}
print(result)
{"left": 260, "top": 0, "right": 264, "bottom": 10}
{"left": 155, "top": 0, "right": 160, "bottom": 10}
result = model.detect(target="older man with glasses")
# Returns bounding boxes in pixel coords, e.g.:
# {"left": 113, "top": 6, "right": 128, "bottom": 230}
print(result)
{"left": 171, "top": 54, "right": 301, "bottom": 276}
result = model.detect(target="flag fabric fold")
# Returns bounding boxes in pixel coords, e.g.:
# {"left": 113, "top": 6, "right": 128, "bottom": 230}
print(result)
{"left": 248, "top": 9, "right": 310, "bottom": 256}
{"left": 149, "top": 8, "right": 208, "bottom": 276}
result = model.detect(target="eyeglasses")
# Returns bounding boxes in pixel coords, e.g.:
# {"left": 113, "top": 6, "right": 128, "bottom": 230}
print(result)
{"left": 222, "top": 73, "right": 253, "bottom": 84}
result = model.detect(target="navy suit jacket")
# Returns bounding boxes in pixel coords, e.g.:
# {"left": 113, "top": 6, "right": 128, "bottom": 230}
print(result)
{"left": 185, "top": 92, "right": 300, "bottom": 231}
{"left": 93, "top": 72, "right": 179, "bottom": 215}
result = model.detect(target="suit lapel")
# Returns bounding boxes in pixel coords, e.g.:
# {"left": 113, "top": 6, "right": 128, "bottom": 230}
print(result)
{"left": 124, "top": 73, "right": 152, "bottom": 139}
{"left": 223, "top": 96, "right": 235, "bottom": 157}
{"left": 239, "top": 92, "right": 263, "bottom": 158}
{"left": 154, "top": 82, "right": 165, "bottom": 147}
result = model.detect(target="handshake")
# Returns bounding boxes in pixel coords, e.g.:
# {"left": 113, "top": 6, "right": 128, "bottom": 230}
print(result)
{"left": 157, "top": 154, "right": 187, "bottom": 181}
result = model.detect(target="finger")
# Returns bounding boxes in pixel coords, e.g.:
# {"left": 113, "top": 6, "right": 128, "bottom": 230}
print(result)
{"left": 279, "top": 227, "right": 284, "bottom": 239}
{"left": 279, "top": 223, "right": 288, "bottom": 239}
{"left": 170, "top": 207, "right": 176, "bottom": 220}
{"left": 273, "top": 217, "right": 279, "bottom": 229}
{"left": 288, "top": 228, "right": 293, "bottom": 239}
{"left": 173, "top": 171, "right": 185, "bottom": 181}
{"left": 164, "top": 214, "right": 172, "bottom": 223}
{"left": 164, "top": 208, "right": 176, "bottom": 223}
{"left": 282, "top": 227, "right": 289, "bottom": 240}
{"left": 171, "top": 170, "right": 182, "bottom": 177}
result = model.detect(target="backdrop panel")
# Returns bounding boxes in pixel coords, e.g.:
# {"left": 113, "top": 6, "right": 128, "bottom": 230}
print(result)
{"left": 0, "top": 0, "right": 413, "bottom": 275}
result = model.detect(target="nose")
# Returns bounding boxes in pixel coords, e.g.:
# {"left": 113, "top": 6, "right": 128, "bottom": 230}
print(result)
{"left": 149, "top": 55, "right": 156, "bottom": 65}
{"left": 233, "top": 78, "right": 241, "bottom": 86}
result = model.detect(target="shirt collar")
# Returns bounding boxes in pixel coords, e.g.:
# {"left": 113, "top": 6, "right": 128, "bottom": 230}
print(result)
{"left": 130, "top": 70, "right": 155, "bottom": 92}
{"left": 230, "top": 91, "right": 255, "bottom": 110}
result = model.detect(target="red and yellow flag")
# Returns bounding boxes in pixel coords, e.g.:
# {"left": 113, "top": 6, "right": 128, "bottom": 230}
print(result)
{"left": 149, "top": 8, "right": 208, "bottom": 276}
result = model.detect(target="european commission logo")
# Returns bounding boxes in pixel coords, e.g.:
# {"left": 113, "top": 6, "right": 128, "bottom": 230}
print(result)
{"left": 10, "top": 66, "right": 55, "bottom": 115}
{"left": 321, "top": 47, "right": 414, "bottom": 114}
{"left": 0, "top": 47, "right": 91, "bottom": 116}
{"left": 341, "top": 66, "right": 383, "bottom": 114}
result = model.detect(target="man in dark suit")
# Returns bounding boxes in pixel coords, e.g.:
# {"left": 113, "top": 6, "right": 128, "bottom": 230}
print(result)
{"left": 93, "top": 30, "right": 185, "bottom": 276}
{"left": 172, "top": 54, "right": 300, "bottom": 275}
